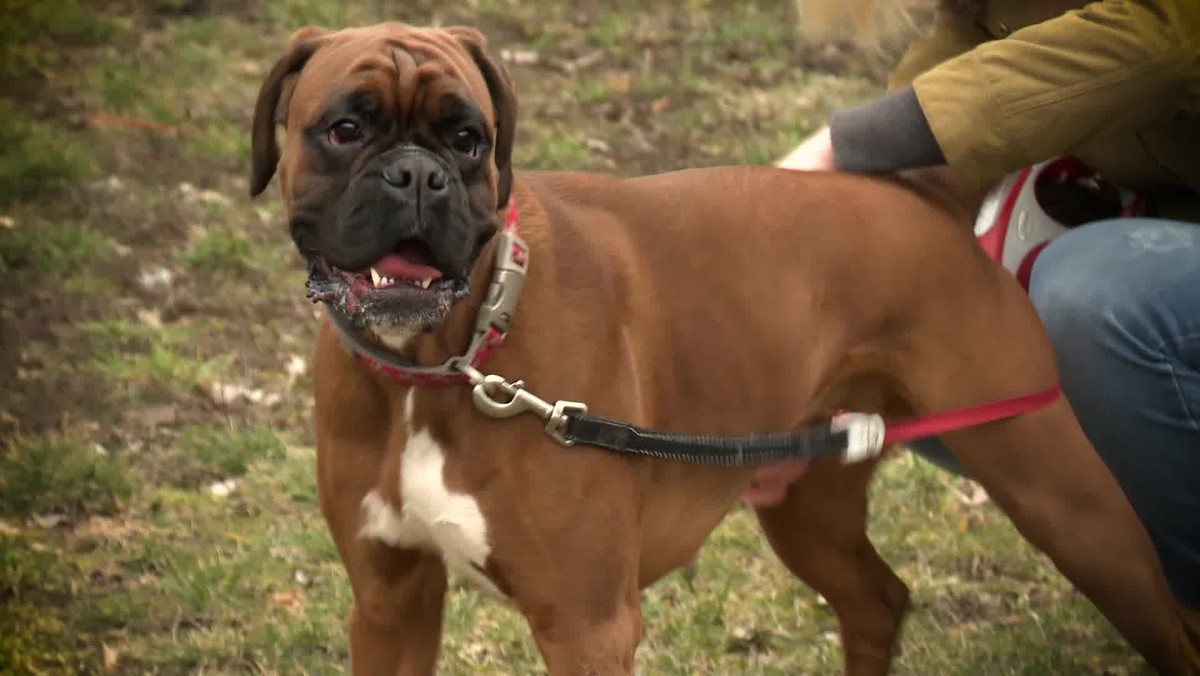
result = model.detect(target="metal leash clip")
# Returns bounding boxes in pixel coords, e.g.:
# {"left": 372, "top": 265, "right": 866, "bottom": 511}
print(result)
{"left": 454, "top": 361, "right": 587, "bottom": 446}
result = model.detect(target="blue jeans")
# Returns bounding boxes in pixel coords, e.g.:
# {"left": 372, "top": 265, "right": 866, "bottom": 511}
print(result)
{"left": 910, "top": 217, "right": 1200, "bottom": 608}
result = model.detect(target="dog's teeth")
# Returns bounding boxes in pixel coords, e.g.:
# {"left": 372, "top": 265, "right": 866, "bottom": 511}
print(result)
{"left": 418, "top": 278, "right": 433, "bottom": 289}
{"left": 370, "top": 268, "right": 383, "bottom": 287}
{"left": 383, "top": 276, "right": 394, "bottom": 286}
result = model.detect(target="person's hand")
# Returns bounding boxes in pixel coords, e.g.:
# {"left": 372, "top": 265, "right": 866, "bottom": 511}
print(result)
{"left": 775, "top": 125, "right": 835, "bottom": 171}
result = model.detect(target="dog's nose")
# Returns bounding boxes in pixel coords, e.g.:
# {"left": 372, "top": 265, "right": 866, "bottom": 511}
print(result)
{"left": 382, "top": 154, "right": 449, "bottom": 202}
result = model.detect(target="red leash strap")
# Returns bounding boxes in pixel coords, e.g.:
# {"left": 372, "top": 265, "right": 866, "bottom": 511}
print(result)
{"left": 504, "top": 199, "right": 519, "bottom": 233}
{"left": 882, "top": 384, "right": 1062, "bottom": 445}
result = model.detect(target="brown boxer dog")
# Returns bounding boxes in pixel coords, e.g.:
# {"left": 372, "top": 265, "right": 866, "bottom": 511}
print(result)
{"left": 249, "top": 22, "right": 1196, "bottom": 675}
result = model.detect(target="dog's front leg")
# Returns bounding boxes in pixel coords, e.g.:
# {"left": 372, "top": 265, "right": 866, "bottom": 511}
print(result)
{"left": 491, "top": 465, "right": 645, "bottom": 675}
{"left": 320, "top": 467, "right": 447, "bottom": 675}
{"left": 520, "top": 588, "right": 643, "bottom": 676}
{"left": 346, "top": 542, "right": 448, "bottom": 676}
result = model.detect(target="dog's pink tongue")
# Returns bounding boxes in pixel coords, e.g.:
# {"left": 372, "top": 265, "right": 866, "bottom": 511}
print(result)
{"left": 372, "top": 244, "right": 442, "bottom": 281}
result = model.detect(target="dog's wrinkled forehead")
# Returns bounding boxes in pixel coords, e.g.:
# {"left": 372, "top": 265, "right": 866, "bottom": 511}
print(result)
{"left": 287, "top": 24, "right": 496, "bottom": 131}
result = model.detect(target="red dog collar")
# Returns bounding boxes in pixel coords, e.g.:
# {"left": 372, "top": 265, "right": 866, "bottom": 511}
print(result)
{"left": 327, "top": 200, "right": 527, "bottom": 386}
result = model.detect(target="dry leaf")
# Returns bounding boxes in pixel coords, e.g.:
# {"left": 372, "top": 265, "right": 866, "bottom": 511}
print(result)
{"left": 138, "top": 266, "right": 174, "bottom": 291}
{"left": 585, "top": 138, "right": 611, "bottom": 154}
{"left": 86, "top": 114, "right": 188, "bottom": 137}
{"left": 90, "top": 560, "right": 124, "bottom": 586}
{"left": 605, "top": 72, "right": 633, "bottom": 96}
{"left": 30, "top": 513, "right": 68, "bottom": 528}
{"left": 207, "top": 478, "right": 240, "bottom": 498}
{"left": 74, "top": 517, "right": 142, "bottom": 544}
{"left": 268, "top": 588, "right": 304, "bottom": 614}
{"left": 954, "top": 480, "right": 990, "bottom": 507}
{"left": 205, "top": 382, "right": 282, "bottom": 408}
{"left": 178, "top": 182, "right": 232, "bottom": 208}
{"left": 285, "top": 355, "right": 307, "bottom": 380}
{"left": 125, "top": 404, "right": 178, "bottom": 428}
{"left": 567, "top": 50, "right": 605, "bottom": 72}
{"left": 500, "top": 49, "right": 539, "bottom": 66}
{"left": 459, "top": 640, "right": 491, "bottom": 663}
{"left": 136, "top": 308, "right": 162, "bottom": 328}
{"left": 204, "top": 381, "right": 239, "bottom": 405}
{"left": 102, "top": 643, "right": 120, "bottom": 672}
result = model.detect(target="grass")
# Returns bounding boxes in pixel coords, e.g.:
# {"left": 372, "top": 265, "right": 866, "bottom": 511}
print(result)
{"left": 0, "top": 0, "right": 114, "bottom": 84}
{"left": 0, "top": 435, "right": 130, "bottom": 520}
{"left": 91, "top": 335, "right": 232, "bottom": 400}
{"left": 170, "top": 424, "right": 287, "bottom": 486}
{"left": 177, "top": 226, "right": 258, "bottom": 273}
{"left": 0, "top": 216, "right": 110, "bottom": 274}
{"left": 0, "top": 102, "right": 96, "bottom": 207}
{"left": 0, "top": 0, "right": 1154, "bottom": 673}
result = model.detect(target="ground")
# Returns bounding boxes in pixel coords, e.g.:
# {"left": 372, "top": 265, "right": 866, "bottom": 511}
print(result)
{"left": 0, "top": 1, "right": 1148, "bottom": 673}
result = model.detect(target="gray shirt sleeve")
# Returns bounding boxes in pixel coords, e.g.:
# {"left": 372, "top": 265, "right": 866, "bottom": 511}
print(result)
{"left": 829, "top": 86, "right": 946, "bottom": 173}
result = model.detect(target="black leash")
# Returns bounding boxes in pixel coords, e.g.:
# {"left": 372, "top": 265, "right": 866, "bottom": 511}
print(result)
{"left": 562, "top": 412, "right": 854, "bottom": 466}
{"left": 459, "top": 366, "right": 888, "bottom": 466}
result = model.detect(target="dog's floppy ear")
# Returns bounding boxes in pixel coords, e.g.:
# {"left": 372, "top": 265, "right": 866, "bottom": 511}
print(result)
{"left": 448, "top": 28, "right": 518, "bottom": 209}
{"left": 249, "top": 27, "right": 329, "bottom": 197}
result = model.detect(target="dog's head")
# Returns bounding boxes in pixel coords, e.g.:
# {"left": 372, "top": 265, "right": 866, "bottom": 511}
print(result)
{"left": 250, "top": 23, "right": 517, "bottom": 336}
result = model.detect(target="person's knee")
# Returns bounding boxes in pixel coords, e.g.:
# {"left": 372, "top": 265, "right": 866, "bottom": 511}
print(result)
{"left": 1028, "top": 218, "right": 1191, "bottom": 360}
{"left": 1026, "top": 218, "right": 1200, "bottom": 605}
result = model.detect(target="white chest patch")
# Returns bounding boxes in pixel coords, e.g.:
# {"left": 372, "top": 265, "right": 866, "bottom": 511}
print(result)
{"left": 359, "top": 392, "right": 503, "bottom": 599}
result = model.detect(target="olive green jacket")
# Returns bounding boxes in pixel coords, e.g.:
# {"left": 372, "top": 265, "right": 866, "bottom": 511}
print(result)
{"left": 890, "top": 0, "right": 1200, "bottom": 220}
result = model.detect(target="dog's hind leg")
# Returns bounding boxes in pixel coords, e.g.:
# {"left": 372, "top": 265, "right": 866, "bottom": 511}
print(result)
{"left": 934, "top": 398, "right": 1188, "bottom": 673}
{"left": 755, "top": 458, "right": 909, "bottom": 676}
{"left": 897, "top": 278, "right": 1190, "bottom": 673}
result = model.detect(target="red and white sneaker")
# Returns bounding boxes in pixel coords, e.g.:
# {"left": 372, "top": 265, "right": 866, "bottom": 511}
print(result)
{"left": 974, "top": 156, "right": 1144, "bottom": 291}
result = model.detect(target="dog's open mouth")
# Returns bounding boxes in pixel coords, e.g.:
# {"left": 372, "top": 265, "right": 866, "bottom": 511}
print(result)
{"left": 339, "top": 240, "right": 446, "bottom": 296}
{"left": 305, "top": 239, "right": 470, "bottom": 328}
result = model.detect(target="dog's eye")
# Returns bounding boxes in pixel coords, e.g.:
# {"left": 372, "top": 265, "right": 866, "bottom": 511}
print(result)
{"left": 452, "top": 129, "right": 481, "bottom": 158}
{"left": 327, "top": 120, "right": 363, "bottom": 146}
